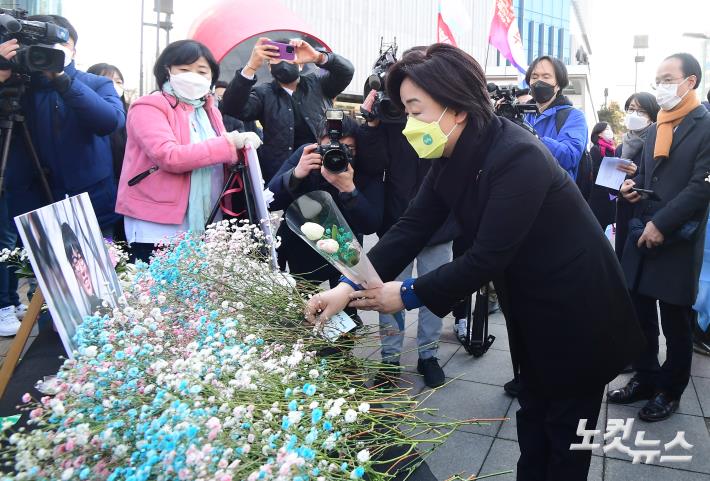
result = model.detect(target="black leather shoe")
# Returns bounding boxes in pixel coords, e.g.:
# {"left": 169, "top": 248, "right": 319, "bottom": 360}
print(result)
{"left": 417, "top": 357, "right": 445, "bottom": 388}
{"left": 607, "top": 378, "right": 655, "bottom": 404}
{"left": 639, "top": 392, "right": 679, "bottom": 422}
{"left": 503, "top": 378, "right": 521, "bottom": 397}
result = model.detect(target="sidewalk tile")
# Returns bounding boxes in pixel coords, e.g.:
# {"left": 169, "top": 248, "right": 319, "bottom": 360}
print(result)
{"left": 604, "top": 457, "right": 710, "bottom": 481}
{"left": 416, "top": 379, "right": 512, "bottom": 437}
{"left": 423, "top": 431, "right": 494, "bottom": 481}
{"left": 692, "top": 353, "right": 710, "bottom": 379}
{"left": 605, "top": 404, "right": 710, "bottom": 474}
{"left": 693, "top": 375, "right": 710, "bottom": 417}
{"left": 442, "top": 348, "right": 514, "bottom": 387}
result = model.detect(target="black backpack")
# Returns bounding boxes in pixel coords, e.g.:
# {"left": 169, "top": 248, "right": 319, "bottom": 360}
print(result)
{"left": 555, "top": 107, "right": 593, "bottom": 200}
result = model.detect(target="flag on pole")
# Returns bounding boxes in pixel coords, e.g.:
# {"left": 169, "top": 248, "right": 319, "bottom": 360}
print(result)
{"left": 488, "top": 0, "right": 528, "bottom": 74}
{"left": 437, "top": 11, "right": 458, "bottom": 46}
{"left": 437, "top": 0, "right": 471, "bottom": 47}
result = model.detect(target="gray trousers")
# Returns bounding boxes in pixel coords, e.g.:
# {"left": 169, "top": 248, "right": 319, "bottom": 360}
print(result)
{"left": 379, "top": 242, "right": 453, "bottom": 361}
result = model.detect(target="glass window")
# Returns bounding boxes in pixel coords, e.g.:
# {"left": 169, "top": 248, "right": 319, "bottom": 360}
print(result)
{"left": 528, "top": 20, "right": 535, "bottom": 65}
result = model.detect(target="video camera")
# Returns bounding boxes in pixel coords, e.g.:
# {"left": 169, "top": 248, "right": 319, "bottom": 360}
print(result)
{"left": 315, "top": 109, "right": 353, "bottom": 174}
{"left": 0, "top": 8, "right": 69, "bottom": 73}
{"left": 361, "top": 38, "right": 405, "bottom": 123}
{"left": 487, "top": 83, "right": 538, "bottom": 135}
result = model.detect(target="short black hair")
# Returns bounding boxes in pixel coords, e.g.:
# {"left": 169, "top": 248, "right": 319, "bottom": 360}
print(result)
{"left": 214, "top": 80, "right": 229, "bottom": 89}
{"left": 664, "top": 53, "right": 702, "bottom": 90}
{"left": 317, "top": 113, "right": 359, "bottom": 140}
{"left": 60, "top": 222, "right": 84, "bottom": 265}
{"left": 87, "top": 63, "right": 124, "bottom": 82}
{"left": 386, "top": 43, "right": 493, "bottom": 131}
{"left": 590, "top": 122, "right": 609, "bottom": 144}
{"left": 28, "top": 15, "right": 77, "bottom": 45}
{"left": 153, "top": 40, "right": 220, "bottom": 88}
{"left": 624, "top": 92, "right": 660, "bottom": 122}
{"left": 525, "top": 55, "right": 569, "bottom": 90}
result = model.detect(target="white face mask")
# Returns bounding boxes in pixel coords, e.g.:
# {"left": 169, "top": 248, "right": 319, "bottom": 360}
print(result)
{"left": 655, "top": 77, "right": 689, "bottom": 111}
{"left": 624, "top": 111, "right": 651, "bottom": 131}
{"left": 600, "top": 129, "right": 614, "bottom": 141}
{"left": 113, "top": 82, "right": 124, "bottom": 98}
{"left": 54, "top": 44, "right": 73, "bottom": 68}
{"left": 169, "top": 71, "right": 211, "bottom": 100}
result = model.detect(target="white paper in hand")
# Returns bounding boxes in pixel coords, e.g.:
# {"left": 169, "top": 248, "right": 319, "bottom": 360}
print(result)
{"left": 595, "top": 157, "right": 631, "bottom": 190}
{"left": 321, "top": 311, "right": 357, "bottom": 341}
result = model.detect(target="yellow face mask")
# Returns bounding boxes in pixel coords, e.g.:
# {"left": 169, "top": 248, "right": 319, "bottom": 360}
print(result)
{"left": 402, "top": 108, "right": 457, "bottom": 159}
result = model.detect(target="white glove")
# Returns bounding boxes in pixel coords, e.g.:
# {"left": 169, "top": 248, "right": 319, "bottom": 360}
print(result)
{"left": 224, "top": 131, "right": 263, "bottom": 150}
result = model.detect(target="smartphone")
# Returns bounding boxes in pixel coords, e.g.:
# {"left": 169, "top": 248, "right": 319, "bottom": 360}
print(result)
{"left": 631, "top": 187, "right": 662, "bottom": 202}
{"left": 263, "top": 40, "right": 296, "bottom": 61}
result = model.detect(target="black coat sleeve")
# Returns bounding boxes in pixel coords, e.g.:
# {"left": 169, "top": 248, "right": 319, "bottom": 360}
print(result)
{"left": 267, "top": 147, "right": 305, "bottom": 211}
{"left": 318, "top": 53, "right": 355, "bottom": 99}
{"left": 414, "top": 148, "right": 556, "bottom": 317}
{"left": 221, "top": 71, "right": 263, "bottom": 121}
{"left": 589, "top": 145, "right": 602, "bottom": 179}
{"left": 339, "top": 171, "right": 383, "bottom": 235}
{"left": 367, "top": 168, "right": 449, "bottom": 282}
{"left": 355, "top": 124, "right": 389, "bottom": 177}
{"left": 652, "top": 127, "right": 710, "bottom": 235}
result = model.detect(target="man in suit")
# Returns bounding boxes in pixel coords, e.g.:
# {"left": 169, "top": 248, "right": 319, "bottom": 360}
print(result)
{"left": 309, "top": 44, "right": 645, "bottom": 481}
{"left": 610, "top": 52, "right": 710, "bottom": 421}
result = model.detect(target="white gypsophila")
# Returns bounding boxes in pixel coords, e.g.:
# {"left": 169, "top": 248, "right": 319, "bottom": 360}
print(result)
{"left": 344, "top": 409, "right": 358, "bottom": 423}
{"left": 358, "top": 402, "right": 370, "bottom": 413}
{"left": 356, "top": 449, "right": 370, "bottom": 463}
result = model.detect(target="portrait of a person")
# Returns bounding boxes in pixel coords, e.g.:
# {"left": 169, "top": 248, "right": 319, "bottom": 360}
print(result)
{"left": 60, "top": 222, "right": 104, "bottom": 313}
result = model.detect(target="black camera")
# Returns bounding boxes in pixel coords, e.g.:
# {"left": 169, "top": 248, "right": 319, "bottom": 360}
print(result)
{"left": 0, "top": 8, "right": 70, "bottom": 73}
{"left": 315, "top": 109, "right": 353, "bottom": 174}
{"left": 361, "top": 38, "right": 405, "bottom": 124}
{"left": 487, "top": 83, "right": 538, "bottom": 134}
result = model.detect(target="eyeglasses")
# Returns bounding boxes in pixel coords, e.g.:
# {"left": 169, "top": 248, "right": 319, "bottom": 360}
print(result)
{"left": 651, "top": 77, "right": 688, "bottom": 90}
{"left": 626, "top": 108, "right": 648, "bottom": 115}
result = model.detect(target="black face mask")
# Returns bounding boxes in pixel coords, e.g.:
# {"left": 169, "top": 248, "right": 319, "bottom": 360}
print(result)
{"left": 270, "top": 62, "right": 300, "bottom": 84}
{"left": 530, "top": 80, "right": 557, "bottom": 104}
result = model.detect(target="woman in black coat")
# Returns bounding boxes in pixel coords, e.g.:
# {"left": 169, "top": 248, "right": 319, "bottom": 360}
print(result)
{"left": 614, "top": 92, "right": 659, "bottom": 262}
{"left": 308, "top": 44, "right": 644, "bottom": 481}
{"left": 588, "top": 121, "right": 618, "bottom": 229}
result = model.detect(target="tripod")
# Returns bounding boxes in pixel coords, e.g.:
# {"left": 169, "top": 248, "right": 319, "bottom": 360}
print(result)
{"left": 0, "top": 79, "right": 53, "bottom": 202}
{"left": 206, "top": 150, "right": 257, "bottom": 228}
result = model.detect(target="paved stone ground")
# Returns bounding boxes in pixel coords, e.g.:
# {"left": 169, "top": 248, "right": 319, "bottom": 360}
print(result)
{"left": 354, "top": 306, "right": 710, "bottom": 481}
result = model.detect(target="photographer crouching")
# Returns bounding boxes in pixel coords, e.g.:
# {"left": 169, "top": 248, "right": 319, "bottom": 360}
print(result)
{"left": 268, "top": 111, "right": 383, "bottom": 312}
{"left": 0, "top": 13, "right": 124, "bottom": 236}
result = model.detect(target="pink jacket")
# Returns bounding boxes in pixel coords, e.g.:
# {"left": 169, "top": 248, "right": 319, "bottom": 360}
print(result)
{"left": 115, "top": 92, "right": 238, "bottom": 225}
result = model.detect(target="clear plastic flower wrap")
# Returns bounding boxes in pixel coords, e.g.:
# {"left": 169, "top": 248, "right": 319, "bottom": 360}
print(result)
{"left": 285, "top": 191, "right": 383, "bottom": 289}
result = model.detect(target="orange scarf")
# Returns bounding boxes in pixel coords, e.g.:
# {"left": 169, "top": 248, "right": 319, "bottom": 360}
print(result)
{"left": 654, "top": 92, "right": 701, "bottom": 159}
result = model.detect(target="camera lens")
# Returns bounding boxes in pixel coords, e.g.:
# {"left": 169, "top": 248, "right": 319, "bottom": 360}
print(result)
{"left": 286, "top": 46, "right": 294, "bottom": 53}
{"left": 322, "top": 149, "right": 348, "bottom": 173}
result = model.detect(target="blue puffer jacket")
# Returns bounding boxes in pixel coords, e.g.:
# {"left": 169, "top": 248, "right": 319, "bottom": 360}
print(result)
{"left": 5, "top": 62, "right": 125, "bottom": 228}
{"left": 524, "top": 96, "right": 588, "bottom": 179}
